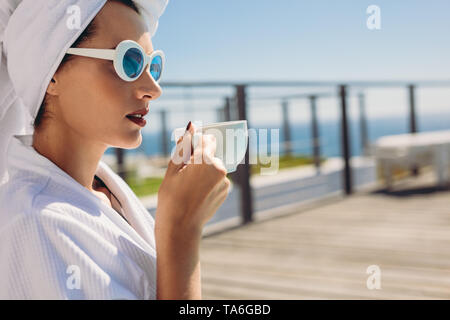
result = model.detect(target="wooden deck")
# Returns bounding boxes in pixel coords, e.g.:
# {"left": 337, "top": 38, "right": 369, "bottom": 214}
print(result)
{"left": 200, "top": 170, "right": 450, "bottom": 299}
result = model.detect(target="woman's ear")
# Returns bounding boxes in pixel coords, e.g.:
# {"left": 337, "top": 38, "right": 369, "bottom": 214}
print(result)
{"left": 46, "top": 77, "right": 58, "bottom": 96}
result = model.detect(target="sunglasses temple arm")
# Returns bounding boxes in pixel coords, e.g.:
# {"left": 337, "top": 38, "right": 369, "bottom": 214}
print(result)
{"left": 66, "top": 48, "right": 115, "bottom": 61}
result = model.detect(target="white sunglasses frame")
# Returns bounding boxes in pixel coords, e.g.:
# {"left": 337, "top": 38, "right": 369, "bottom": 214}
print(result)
{"left": 66, "top": 40, "right": 165, "bottom": 82}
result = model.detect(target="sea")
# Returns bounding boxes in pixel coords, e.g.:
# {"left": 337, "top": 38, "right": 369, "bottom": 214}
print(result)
{"left": 105, "top": 113, "right": 450, "bottom": 159}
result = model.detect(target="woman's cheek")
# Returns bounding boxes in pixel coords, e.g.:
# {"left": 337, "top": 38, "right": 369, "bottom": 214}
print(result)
{"left": 84, "top": 64, "right": 128, "bottom": 125}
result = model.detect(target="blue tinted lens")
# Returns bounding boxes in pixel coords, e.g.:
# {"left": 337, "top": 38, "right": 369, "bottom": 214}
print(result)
{"left": 123, "top": 48, "right": 144, "bottom": 78}
{"left": 150, "top": 55, "right": 163, "bottom": 81}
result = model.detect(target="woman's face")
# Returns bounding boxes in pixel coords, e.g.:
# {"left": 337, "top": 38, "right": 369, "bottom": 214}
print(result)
{"left": 47, "top": 1, "right": 162, "bottom": 149}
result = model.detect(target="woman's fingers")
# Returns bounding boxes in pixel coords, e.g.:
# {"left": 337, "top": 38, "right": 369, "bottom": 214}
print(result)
{"left": 168, "top": 122, "right": 225, "bottom": 180}
{"left": 210, "top": 156, "right": 227, "bottom": 175}
{"left": 167, "top": 122, "right": 196, "bottom": 173}
{"left": 193, "top": 134, "right": 216, "bottom": 163}
{"left": 202, "top": 134, "right": 217, "bottom": 159}
{"left": 200, "top": 177, "right": 231, "bottom": 223}
{"left": 189, "top": 132, "right": 227, "bottom": 182}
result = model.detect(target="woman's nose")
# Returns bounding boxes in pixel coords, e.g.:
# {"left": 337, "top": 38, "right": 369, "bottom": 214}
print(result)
{"left": 135, "top": 68, "right": 163, "bottom": 101}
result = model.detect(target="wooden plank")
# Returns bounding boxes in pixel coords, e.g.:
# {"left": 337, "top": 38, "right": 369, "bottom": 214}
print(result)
{"left": 200, "top": 175, "right": 450, "bottom": 299}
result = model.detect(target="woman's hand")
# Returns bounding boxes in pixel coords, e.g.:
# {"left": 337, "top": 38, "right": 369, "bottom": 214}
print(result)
{"left": 155, "top": 122, "right": 230, "bottom": 236}
{"left": 154, "top": 122, "right": 230, "bottom": 300}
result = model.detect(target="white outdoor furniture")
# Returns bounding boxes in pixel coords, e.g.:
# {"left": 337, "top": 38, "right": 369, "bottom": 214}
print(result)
{"left": 374, "top": 130, "right": 450, "bottom": 188}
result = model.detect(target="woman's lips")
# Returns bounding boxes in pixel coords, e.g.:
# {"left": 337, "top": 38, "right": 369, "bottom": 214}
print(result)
{"left": 126, "top": 115, "right": 147, "bottom": 127}
{"left": 125, "top": 106, "right": 149, "bottom": 128}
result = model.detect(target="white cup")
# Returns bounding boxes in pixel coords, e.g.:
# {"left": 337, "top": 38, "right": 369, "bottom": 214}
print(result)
{"left": 173, "top": 120, "right": 248, "bottom": 173}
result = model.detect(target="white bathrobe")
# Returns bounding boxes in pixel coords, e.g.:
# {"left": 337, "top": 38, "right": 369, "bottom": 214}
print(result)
{"left": 0, "top": 135, "right": 158, "bottom": 299}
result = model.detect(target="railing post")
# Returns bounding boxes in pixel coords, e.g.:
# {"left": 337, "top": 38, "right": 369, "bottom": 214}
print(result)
{"left": 235, "top": 84, "right": 254, "bottom": 224}
{"left": 115, "top": 148, "right": 126, "bottom": 180}
{"left": 224, "top": 97, "right": 232, "bottom": 122}
{"left": 408, "top": 84, "right": 418, "bottom": 134}
{"left": 339, "top": 85, "right": 352, "bottom": 195}
{"left": 309, "top": 95, "right": 321, "bottom": 170}
{"left": 358, "top": 92, "right": 369, "bottom": 156}
{"left": 281, "top": 99, "right": 292, "bottom": 156}
{"left": 160, "top": 109, "right": 169, "bottom": 157}
{"left": 408, "top": 84, "right": 419, "bottom": 176}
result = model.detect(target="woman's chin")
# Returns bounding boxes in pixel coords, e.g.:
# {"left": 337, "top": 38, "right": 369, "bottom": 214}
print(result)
{"left": 116, "top": 131, "right": 143, "bottom": 149}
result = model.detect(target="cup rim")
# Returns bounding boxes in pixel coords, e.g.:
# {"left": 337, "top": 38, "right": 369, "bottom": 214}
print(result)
{"left": 201, "top": 120, "right": 247, "bottom": 129}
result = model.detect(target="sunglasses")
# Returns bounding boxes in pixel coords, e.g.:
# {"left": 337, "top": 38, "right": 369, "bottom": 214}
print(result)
{"left": 66, "top": 40, "right": 165, "bottom": 82}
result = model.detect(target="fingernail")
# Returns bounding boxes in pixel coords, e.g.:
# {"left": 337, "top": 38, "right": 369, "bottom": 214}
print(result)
{"left": 185, "top": 121, "right": 192, "bottom": 131}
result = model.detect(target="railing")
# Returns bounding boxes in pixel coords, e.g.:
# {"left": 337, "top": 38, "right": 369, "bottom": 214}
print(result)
{"left": 113, "top": 80, "right": 450, "bottom": 226}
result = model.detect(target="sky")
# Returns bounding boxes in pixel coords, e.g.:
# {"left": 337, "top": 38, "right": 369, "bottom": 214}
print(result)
{"left": 145, "top": 0, "right": 450, "bottom": 132}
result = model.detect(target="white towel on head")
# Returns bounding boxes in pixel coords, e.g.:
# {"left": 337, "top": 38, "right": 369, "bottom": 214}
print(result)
{"left": 0, "top": 0, "right": 169, "bottom": 185}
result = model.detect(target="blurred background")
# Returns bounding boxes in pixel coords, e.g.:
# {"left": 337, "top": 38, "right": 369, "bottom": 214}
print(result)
{"left": 104, "top": 0, "right": 450, "bottom": 299}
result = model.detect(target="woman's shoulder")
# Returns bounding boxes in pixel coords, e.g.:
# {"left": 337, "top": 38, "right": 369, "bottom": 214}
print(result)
{"left": 0, "top": 170, "right": 51, "bottom": 216}
{"left": 0, "top": 175, "right": 96, "bottom": 245}
{"left": 0, "top": 170, "right": 86, "bottom": 226}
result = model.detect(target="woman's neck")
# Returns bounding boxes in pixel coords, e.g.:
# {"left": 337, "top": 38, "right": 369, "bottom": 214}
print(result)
{"left": 32, "top": 123, "right": 108, "bottom": 192}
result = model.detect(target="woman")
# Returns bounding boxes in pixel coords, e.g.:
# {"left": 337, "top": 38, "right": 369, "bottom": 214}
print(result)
{"left": 0, "top": 0, "right": 230, "bottom": 299}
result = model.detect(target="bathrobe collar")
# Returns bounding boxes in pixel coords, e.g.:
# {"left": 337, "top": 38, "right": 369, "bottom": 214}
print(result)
{"left": 7, "top": 134, "right": 156, "bottom": 253}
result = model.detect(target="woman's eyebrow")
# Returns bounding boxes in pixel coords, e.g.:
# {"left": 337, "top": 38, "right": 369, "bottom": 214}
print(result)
{"left": 108, "top": 44, "right": 153, "bottom": 54}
